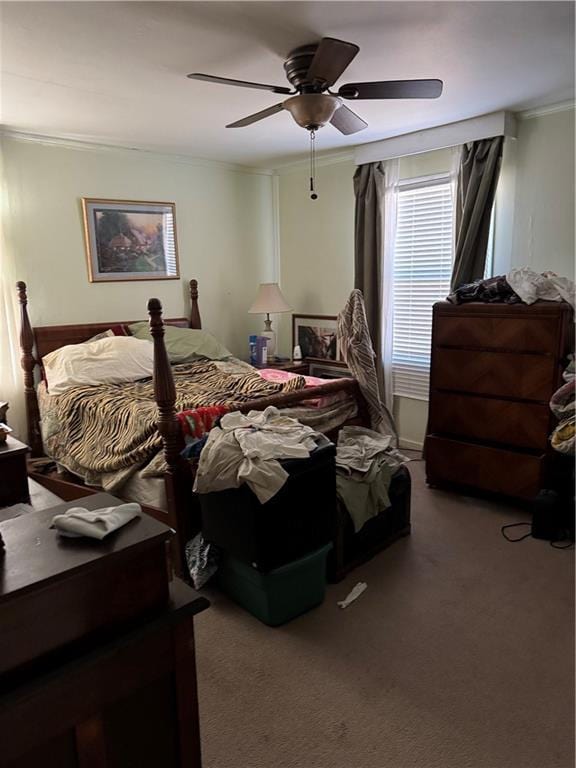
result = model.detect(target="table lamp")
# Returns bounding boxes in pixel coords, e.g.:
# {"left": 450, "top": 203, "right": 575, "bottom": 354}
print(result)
{"left": 248, "top": 283, "right": 292, "bottom": 357}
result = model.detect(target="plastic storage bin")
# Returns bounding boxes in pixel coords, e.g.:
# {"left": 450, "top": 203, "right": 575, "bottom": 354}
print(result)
{"left": 218, "top": 543, "right": 332, "bottom": 626}
{"left": 200, "top": 438, "right": 336, "bottom": 571}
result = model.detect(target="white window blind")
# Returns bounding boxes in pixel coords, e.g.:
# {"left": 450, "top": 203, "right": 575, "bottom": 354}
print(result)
{"left": 392, "top": 176, "right": 454, "bottom": 399}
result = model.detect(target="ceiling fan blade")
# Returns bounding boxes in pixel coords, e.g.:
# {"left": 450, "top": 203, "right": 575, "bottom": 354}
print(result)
{"left": 306, "top": 37, "right": 360, "bottom": 87}
{"left": 330, "top": 105, "right": 368, "bottom": 135}
{"left": 339, "top": 79, "right": 443, "bottom": 100}
{"left": 226, "top": 102, "right": 285, "bottom": 128}
{"left": 187, "top": 73, "right": 292, "bottom": 95}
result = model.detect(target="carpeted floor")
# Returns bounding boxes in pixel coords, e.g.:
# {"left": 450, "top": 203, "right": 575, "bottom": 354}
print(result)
{"left": 195, "top": 458, "right": 574, "bottom": 768}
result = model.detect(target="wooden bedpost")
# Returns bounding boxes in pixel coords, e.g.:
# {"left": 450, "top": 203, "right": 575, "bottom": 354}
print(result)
{"left": 148, "top": 298, "right": 185, "bottom": 469}
{"left": 16, "top": 281, "right": 42, "bottom": 456}
{"left": 189, "top": 279, "right": 201, "bottom": 329}
{"left": 148, "top": 297, "right": 192, "bottom": 575}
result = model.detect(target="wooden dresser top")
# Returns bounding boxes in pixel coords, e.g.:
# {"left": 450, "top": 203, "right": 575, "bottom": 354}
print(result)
{"left": 0, "top": 493, "right": 173, "bottom": 602}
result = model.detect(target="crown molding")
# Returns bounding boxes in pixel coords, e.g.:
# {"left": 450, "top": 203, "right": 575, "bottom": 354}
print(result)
{"left": 272, "top": 149, "right": 355, "bottom": 174}
{"left": 0, "top": 129, "right": 275, "bottom": 176}
{"left": 4, "top": 99, "right": 572, "bottom": 176}
{"left": 517, "top": 100, "right": 575, "bottom": 120}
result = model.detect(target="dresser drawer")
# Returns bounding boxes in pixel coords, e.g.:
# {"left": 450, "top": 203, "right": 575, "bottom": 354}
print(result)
{"left": 431, "top": 348, "right": 557, "bottom": 402}
{"left": 425, "top": 436, "right": 544, "bottom": 499}
{"left": 429, "top": 392, "right": 551, "bottom": 450}
{"left": 434, "top": 313, "right": 560, "bottom": 353}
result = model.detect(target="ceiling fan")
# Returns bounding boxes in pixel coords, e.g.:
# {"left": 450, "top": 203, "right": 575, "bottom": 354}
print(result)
{"left": 187, "top": 37, "right": 443, "bottom": 136}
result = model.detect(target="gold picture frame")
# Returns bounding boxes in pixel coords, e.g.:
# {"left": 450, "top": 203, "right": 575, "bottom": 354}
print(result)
{"left": 82, "top": 198, "right": 180, "bottom": 282}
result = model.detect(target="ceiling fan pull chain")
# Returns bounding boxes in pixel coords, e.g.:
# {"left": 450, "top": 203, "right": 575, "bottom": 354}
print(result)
{"left": 309, "top": 129, "right": 318, "bottom": 200}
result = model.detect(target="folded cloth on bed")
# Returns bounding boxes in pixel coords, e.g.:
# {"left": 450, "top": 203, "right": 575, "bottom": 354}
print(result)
{"left": 194, "top": 406, "right": 320, "bottom": 503}
{"left": 51, "top": 502, "right": 141, "bottom": 539}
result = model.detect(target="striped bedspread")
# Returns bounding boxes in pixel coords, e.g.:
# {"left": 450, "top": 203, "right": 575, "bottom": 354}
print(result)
{"left": 38, "top": 359, "right": 307, "bottom": 488}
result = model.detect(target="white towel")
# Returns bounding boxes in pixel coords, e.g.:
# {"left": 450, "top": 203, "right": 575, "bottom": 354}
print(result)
{"left": 51, "top": 503, "right": 141, "bottom": 539}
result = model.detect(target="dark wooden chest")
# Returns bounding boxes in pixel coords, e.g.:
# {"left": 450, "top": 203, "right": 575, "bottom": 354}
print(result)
{"left": 425, "top": 301, "right": 574, "bottom": 499}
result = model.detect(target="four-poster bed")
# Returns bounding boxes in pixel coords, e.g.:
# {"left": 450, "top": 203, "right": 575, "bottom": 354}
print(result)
{"left": 17, "top": 279, "right": 369, "bottom": 574}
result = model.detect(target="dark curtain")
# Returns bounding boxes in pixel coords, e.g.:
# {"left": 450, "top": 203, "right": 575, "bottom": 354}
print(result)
{"left": 353, "top": 161, "right": 386, "bottom": 391}
{"left": 451, "top": 136, "right": 504, "bottom": 290}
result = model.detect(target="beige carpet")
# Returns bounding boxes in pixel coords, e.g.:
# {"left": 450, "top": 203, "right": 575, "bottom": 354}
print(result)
{"left": 195, "top": 459, "right": 574, "bottom": 768}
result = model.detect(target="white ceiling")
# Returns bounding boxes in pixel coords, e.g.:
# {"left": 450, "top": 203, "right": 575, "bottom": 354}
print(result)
{"left": 1, "top": 1, "right": 574, "bottom": 167}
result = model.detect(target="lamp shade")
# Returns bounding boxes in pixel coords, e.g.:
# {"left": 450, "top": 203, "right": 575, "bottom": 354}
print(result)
{"left": 248, "top": 283, "right": 292, "bottom": 314}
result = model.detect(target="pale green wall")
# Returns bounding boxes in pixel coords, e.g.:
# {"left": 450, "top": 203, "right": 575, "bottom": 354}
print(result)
{"left": 277, "top": 159, "right": 356, "bottom": 354}
{"left": 2, "top": 138, "right": 276, "bottom": 357}
{"left": 494, "top": 108, "right": 575, "bottom": 278}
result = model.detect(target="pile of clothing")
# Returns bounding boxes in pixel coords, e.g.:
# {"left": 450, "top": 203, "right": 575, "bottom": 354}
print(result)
{"left": 550, "top": 357, "right": 575, "bottom": 455}
{"left": 193, "top": 405, "right": 321, "bottom": 504}
{"left": 448, "top": 267, "right": 575, "bottom": 309}
{"left": 335, "top": 426, "right": 408, "bottom": 533}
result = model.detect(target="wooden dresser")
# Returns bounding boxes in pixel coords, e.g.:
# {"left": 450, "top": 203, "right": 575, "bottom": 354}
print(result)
{"left": 425, "top": 301, "right": 574, "bottom": 500}
{"left": 0, "top": 493, "right": 210, "bottom": 768}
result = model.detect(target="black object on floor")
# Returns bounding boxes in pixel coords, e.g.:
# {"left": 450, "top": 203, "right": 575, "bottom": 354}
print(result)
{"left": 531, "top": 489, "right": 575, "bottom": 543}
{"left": 501, "top": 485, "right": 575, "bottom": 548}
{"left": 199, "top": 438, "right": 336, "bottom": 571}
{"left": 329, "top": 465, "right": 412, "bottom": 582}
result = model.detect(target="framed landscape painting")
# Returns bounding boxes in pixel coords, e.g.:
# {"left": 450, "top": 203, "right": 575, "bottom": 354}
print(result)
{"left": 292, "top": 314, "right": 341, "bottom": 362}
{"left": 82, "top": 198, "right": 179, "bottom": 282}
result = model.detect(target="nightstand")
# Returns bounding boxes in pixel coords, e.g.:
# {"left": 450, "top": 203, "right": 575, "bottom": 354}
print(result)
{"left": 252, "top": 360, "right": 310, "bottom": 374}
{"left": 0, "top": 436, "right": 30, "bottom": 507}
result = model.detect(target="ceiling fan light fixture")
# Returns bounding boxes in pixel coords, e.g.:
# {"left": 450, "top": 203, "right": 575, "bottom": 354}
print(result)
{"left": 283, "top": 94, "right": 342, "bottom": 130}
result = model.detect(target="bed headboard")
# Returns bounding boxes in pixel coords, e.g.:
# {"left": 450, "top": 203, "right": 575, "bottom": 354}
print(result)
{"left": 16, "top": 278, "right": 202, "bottom": 456}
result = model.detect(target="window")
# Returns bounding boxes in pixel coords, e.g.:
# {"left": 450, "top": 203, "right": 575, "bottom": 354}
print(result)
{"left": 392, "top": 175, "right": 454, "bottom": 399}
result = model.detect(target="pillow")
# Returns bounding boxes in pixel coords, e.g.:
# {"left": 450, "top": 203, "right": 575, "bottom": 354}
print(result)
{"left": 85, "top": 328, "right": 115, "bottom": 343}
{"left": 109, "top": 324, "right": 130, "bottom": 337}
{"left": 43, "top": 336, "right": 154, "bottom": 395}
{"left": 128, "top": 322, "right": 231, "bottom": 363}
{"left": 85, "top": 325, "right": 129, "bottom": 343}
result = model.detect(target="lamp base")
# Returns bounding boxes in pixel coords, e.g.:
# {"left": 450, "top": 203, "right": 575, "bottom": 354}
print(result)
{"left": 261, "top": 329, "right": 276, "bottom": 358}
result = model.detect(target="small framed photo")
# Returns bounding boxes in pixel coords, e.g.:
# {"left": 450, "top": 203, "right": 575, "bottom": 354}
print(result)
{"left": 292, "top": 314, "right": 341, "bottom": 362}
{"left": 82, "top": 198, "right": 179, "bottom": 282}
